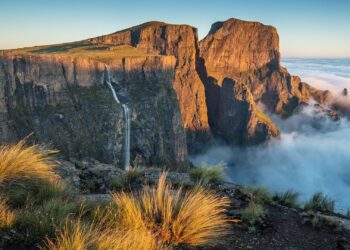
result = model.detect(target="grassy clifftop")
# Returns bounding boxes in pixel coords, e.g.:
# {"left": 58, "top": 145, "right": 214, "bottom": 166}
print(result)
{"left": 2, "top": 42, "right": 159, "bottom": 63}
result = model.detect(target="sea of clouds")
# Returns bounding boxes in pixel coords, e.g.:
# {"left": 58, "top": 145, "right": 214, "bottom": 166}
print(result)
{"left": 191, "top": 58, "right": 350, "bottom": 213}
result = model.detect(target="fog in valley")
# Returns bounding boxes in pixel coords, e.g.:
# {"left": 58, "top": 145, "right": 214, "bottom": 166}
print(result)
{"left": 191, "top": 58, "right": 350, "bottom": 212}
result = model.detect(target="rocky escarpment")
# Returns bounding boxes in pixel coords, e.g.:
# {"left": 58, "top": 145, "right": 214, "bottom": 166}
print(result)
{"left": 89, "top": 22, "right": 211, "bottom": 149}
{"left": 0, "top": 18, "right": 334, "bottom": 169}
{"left": 0, "top": 52, "right": 188, "bottom": 169}
{"left": 199, "top": 18, "right": 331, "bottom": 143}
{"left": 200, "top": 18, "right": 330, "bottom": 115}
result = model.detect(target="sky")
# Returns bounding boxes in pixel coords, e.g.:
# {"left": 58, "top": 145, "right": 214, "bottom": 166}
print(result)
{"left": 0, "top": 0, "right": 349, "bottom": 57}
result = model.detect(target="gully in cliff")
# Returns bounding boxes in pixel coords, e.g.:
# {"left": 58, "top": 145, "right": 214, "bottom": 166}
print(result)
{"left": 105, "top": 65, "right": 130, "bottom": 170}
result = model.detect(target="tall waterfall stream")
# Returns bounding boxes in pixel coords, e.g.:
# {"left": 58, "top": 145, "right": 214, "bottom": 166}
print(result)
{"left": 105, "top": 65, "right": 130, "bottom": 169}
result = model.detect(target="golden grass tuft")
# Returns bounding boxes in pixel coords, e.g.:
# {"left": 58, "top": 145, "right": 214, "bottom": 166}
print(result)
{"left": 41, "top": 219, "right": 96, "bottom": 250}
{"left": 0, "top": 140, "right": 58, "bottom": 185}
{"left": 109, "top": 172, "right": 231, "bottom": 248}
{"left": 45, "top": 172, "right": 231, "bottom": 250}
{"left": 0, "top": 197, "right": 14, "bottom": 228}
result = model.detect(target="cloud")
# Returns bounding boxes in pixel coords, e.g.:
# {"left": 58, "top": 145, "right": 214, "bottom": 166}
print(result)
{"left": 191, "top": 109, "right": 350, "bottom": 213}
{"left": 191, "top": 59, "right": 350, "bottom": 213}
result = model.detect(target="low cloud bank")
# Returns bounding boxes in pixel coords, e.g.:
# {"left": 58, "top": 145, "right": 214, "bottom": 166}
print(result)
{"left": 191, "top": 108, "right": 350, "bottom": 212}
{"left": 284, "top": 58, "right": 350, "bottom": 109}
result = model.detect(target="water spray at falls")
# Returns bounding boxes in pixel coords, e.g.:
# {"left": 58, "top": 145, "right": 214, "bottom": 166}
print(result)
{"left": 105, "top": 65, "right": 130, "bottom": 169}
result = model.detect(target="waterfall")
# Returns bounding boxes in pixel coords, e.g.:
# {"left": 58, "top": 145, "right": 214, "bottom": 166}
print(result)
{"left": 105, "top": 66, "right": 120, "bottom": 104}
{"left": 105, "top": 65, "right": 130, "bottom": 170}
{"left": 123, "top": 104, "right": 130, "bottom": 169}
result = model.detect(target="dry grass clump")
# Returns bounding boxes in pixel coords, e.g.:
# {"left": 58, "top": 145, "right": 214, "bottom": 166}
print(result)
{"left": 110, "top": 172, "right": 230, "bottom": 247}
{"left": 304, "top": 192, "right": 335, "bottom": 212}
{"left": 0, "top": 140, "right": 58, "bottom": 185}
{"left": 241, "top": 202, "right": 266, "bottom": 226}
{"left": 243, "top": 186, "right": 273, "bottom": 205}
{"left": 41, "top": 219, "right": 96, "bottom": 250}
{"left": 43, "top": 217, "right": 160, "bottom": 250}
{"left": 0, "top": 140, "right": 78, "bottom": 247}
{"left": 190, "top": 164, "right": 225, "bottom": 185}
{"left": 45, "top": 172, "right": 231, "bottom": 250}
{"left": 273, "top": 190, "right": 300, "bottom": 209}
{"left": 0, "top": 197, "right": 14, "bottom": 228}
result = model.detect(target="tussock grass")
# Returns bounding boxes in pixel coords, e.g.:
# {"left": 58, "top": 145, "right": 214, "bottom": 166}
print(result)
{"left": 4, "top": 179, "right": 69, "bottom": 208}
{"left": 12, "top": 198, "right": 80, "bottom": 245}
{"left": 0, "top": 141, "right": 231, "bottom": 249}
{"left": 43, "top": 217, "right": 160, "bottom": 250}
{"left": 273, "top": 190, "right": 300, "bottom": 209}
{"left": 109, "top": 172, "right": 230, "bottom": 247}
{"left": 111, "top": 167, "right": 146, "bottom": 189}
{"left": 0, "top": 140, "right": 78, "bottom": 247}
{"left": 304, "top": 213, "right": 338, "bottom": 229}
{"left": 41, "top": 219, "right": 96, "bottom": 250}
{"left": 304, "top": 192, "right": 335, "bottom": 212}
{"left": 241, "top": 202, "right": 266, "bottom": 226}
{"left": 46, "top": 172, "right": 231, "bottom": 249}
{"left": 0, "top": 197, "right": 14, "bottom": 229}
{"left": 243, "top": 186, "right": 273, "bottom": 205}
{"left": 190, "top": 164, "right": 225, "bottom": 185}
{"left": 0, "top": 140, "right": 58, "bottom": 185}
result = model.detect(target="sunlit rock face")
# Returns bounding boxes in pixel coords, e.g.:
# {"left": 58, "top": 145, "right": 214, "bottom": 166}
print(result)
{"left": 199, "top": 18, "right": 331, "bottom": 144}
{"left": 200, "top": 18, "right": 281, "bottom": 82}
{"left": 89, "top": 22, "right": 212, "bottom": 150}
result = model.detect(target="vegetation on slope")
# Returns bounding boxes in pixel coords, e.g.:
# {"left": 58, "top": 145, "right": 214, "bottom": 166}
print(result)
{"left": 0, "top": 197, "right": 14, "bottom": 229}
{"left": 4, "top": 42, "right": 159, "bottom": 63}
{"left": 0, "top": 141, "right": 231, "bottom": 249}
{"left": 304, "top": 192, "right": 335, "bottom": 213}
{"left": 189, "top": 163, "right": 225, "bottom": 185}
{"left": 46, "top": 172, "right": 231, "bottom": 249}
{"left": 0, "top": 140, "right": 58, "bottom": 184}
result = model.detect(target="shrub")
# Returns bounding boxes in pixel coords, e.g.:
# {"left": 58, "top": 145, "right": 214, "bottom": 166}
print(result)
{"left": 243, "top": 186, "right": 273, "bottom": 205}
{"left": 12, "top": 198, "right": 79, "bottom": 246}
{"left": 304, "top": 213, "right": 338, "bottom": 229}
{"left": 0, "top": 140, "right": 58, "bottom": 185}
{"left": 3, "top": 179, "right": 70, "bottom": 209}
{"left": 190, "top": 164, "right": 225, "bottom": 185}
{"left": 110, "top": 167, "right": 146, "bottom": 190}
{"left": 304, "top": 192, "right": 335, "bottom": 212}
{"left": 0, "top": 197, "right": 14, "bottom": 229}
{"left": 241, "top": 202, "right": 266, "bottom": 226}
{"left": 273, "top": 190, "right": 300, "bottom": 209}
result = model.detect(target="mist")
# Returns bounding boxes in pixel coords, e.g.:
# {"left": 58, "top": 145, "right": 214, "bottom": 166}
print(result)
{"left": 191, "top": 58, "right": 350, "bottom": 213}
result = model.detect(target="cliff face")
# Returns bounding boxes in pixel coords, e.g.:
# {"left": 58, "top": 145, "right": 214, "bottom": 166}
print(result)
{"left": 0, "top": 18, "right": 333, "bottom": 169}
{"left": 200, "top": 19, "right": 280, "bottom": 82}
{"left": 215, "top": 78, "right": 279, "bottom": 145}
{"left": 0, "top": 52, "right": 188, "bottom": 169}
{"left": 89, "top": 22, "right": 211, "bottom": 148}
{"left": 200, "top": 18, "right": 330, "bottom": 116}
{"left": 199, "top": 18, "right": 331, "bottom": 143}
{"left": 199, "top": 19, "right": 281, "bottom": 143}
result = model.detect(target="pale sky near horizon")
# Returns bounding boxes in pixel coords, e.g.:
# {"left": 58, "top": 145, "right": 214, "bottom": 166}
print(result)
{"left": 0, "top": 0, "right": 349, "bottom": 57}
